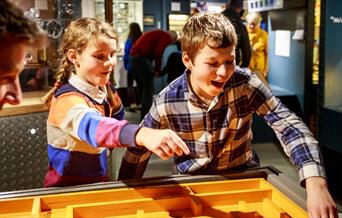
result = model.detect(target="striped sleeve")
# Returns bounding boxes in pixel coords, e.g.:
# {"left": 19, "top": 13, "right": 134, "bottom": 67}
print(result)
{"left": 49, "top": 93, "right": 136, "bottom": 148}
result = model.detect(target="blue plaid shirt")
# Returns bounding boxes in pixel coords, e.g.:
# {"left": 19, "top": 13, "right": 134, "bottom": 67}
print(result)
{"left": 118, "top": 67, "right": 325, "bottom": 185}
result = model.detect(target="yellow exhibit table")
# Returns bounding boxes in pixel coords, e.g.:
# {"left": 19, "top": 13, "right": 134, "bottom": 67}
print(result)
{"left": 0, "top": 167, "right": 307, "bottom": 218}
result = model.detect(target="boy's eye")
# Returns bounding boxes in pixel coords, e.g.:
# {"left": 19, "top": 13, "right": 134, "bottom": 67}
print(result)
{"left": 207, "top": 62, "right": 218, "bottom": 67}
{"left": 206, "top": 60, "right": 234, "bottom": 68}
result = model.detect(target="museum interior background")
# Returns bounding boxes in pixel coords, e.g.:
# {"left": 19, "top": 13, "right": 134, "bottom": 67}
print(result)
{"left": 0, "top": 0, "right": 342, "bottom": 204}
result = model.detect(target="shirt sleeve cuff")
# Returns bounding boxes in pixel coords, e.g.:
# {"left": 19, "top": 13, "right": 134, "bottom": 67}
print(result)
{"left": 119, "top": 124, "right": 142, "bottom": 147}
{"left": 298, "top": 162, "right": 326, "bottom": 187}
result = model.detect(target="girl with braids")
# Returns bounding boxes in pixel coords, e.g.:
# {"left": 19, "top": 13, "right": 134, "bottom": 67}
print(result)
{"left": 42, "top": 18, "right": 189, "bottom": 187}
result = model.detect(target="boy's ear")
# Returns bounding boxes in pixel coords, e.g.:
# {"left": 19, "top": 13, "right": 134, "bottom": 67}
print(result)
{"left": 182, "top": 52, "right": 193, "bottom": 70}
{"left": 66, "top": 49, "right": 79, "bottom": 67}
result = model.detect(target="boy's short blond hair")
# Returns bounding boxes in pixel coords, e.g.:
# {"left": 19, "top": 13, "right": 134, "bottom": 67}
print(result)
{"left": 180, "top": 12, "right": 237, "bottom": 62}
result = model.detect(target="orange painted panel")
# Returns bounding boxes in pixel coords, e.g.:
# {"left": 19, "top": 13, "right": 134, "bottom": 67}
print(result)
{"left": 0, "top": 178, "right": 307, "bottom": 218}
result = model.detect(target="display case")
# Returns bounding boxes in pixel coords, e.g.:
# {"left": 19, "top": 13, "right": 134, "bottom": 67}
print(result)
{"left": 112, "top": 0, "right": 143, "bottom": 54}
{"left": 167, "top": 14, "right": 189, "bottom": 34}
{"left": 0, "top": 0, "right": 63, "bottom": 116}
{"left": 1, "top": 0, "right": 124, "bottom": 116}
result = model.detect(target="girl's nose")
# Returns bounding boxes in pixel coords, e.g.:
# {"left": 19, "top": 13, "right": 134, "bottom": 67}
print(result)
{"left": 3, "top": 76, "right": 22, "bottom": 105}
{"left": 104, "top": 54, "right": 117, "bottom": 71}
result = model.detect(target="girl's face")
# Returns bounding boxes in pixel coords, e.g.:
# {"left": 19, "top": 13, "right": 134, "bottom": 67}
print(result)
{"left": 182, "top": 44, "right": 236, "bottom": 104}
{"left": 73, "top": 37, "right": 117, "bottom": 88}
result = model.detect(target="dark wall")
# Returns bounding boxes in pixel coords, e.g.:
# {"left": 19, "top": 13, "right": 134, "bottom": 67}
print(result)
{"left": 318, "top": 0, "right": 342, "bottom": 201}
{"left": 322, "top": 0, "right": 342, "bottom": 107}
{"left": 319, "top": 0, "right": 342, "bottom": 154}
{"left": 143, "top": 0, "right": 163, "bottom": 31}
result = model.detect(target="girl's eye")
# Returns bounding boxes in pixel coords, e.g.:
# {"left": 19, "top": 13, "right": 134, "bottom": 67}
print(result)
{"left": 94, "top": 54, "right": 105, "bottom": 60}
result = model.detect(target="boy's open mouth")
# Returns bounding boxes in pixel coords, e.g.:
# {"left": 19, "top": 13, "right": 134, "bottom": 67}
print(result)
{"left": 211, "top": 80, "right": 225, "bottom": 88}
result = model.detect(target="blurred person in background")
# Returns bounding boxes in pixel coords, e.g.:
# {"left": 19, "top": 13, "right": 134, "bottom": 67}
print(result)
{"left": 123, "top": 22, "right": 142, "bottom": 112}
{"left": 246, "top": 12, "right": 268, "bottom": 85}
{"left": 161, "top": 39, "right": 185, "bottom": 84}
{"left": 222, "top": 0, "right": 251, "bottom": 68}
{"left": 130, "top": 30, "right": 177, "bottom": 120}
{"left": 0, "top": 0, "right": 46, "bottom": 110}
{"left": 154, "top": 31, "right": 179, "bottom": 95}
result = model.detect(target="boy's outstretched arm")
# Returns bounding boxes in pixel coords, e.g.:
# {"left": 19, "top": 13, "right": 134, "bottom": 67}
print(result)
{"left": 306, "top": 177, "right": 337, "bottom": 218}
{"left": 246, "top": 71, "right": 338, "bottom": 217}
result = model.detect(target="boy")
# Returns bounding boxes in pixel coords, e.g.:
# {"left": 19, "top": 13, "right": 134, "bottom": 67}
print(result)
{"left": 0, "top": 0, "right": 47, "bottom": 110}
{"left": 119, "top": 12, "right": 337, "bottom": 217}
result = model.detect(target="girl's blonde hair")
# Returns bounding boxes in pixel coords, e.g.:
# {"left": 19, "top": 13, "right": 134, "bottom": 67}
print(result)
{"left": 42, "top": 18, "right": 117, "bottom": 106}
{"left": 180, "top": 12, "right": 237, "bottom": 62}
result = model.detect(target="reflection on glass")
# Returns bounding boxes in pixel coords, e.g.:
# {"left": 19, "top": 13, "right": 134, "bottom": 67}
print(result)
{"left": 20, "top": 65, "right": 53, "bottom": 92}
{"left": 112, "top": 0, "right": 143, "bottom": 54}
{"left": 168, "top": 14, "right": 189, "bottom": 35}
{"left": 95, "top": 0, "right": 105, "bottom": 21}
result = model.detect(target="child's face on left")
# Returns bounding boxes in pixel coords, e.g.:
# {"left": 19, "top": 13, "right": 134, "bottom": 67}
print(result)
{"left": 0, "top": 41, "right": 26, "bottom": 110}
{"left": 183, "top": 44, "right": 236, "bottom": 103}
{"left": 73, "top": 37, "right": 117, "bottom": 88}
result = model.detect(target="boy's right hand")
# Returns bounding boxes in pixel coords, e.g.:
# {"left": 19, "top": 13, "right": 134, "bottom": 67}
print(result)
{"left": 135, "top": 127, "right": 190, "bottom": 160}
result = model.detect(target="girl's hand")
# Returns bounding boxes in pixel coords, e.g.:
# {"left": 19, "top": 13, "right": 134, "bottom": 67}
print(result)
{"left": 135, "top": 127, "right": 190, "bottom": 160}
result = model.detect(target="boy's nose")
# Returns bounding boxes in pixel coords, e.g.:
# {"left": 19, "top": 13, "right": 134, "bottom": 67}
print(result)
{"left": 217, "top": 64, "right": 228, "bottom": 77}
{"left": 4, "top": 77, "right": 22, "bottom": 105}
